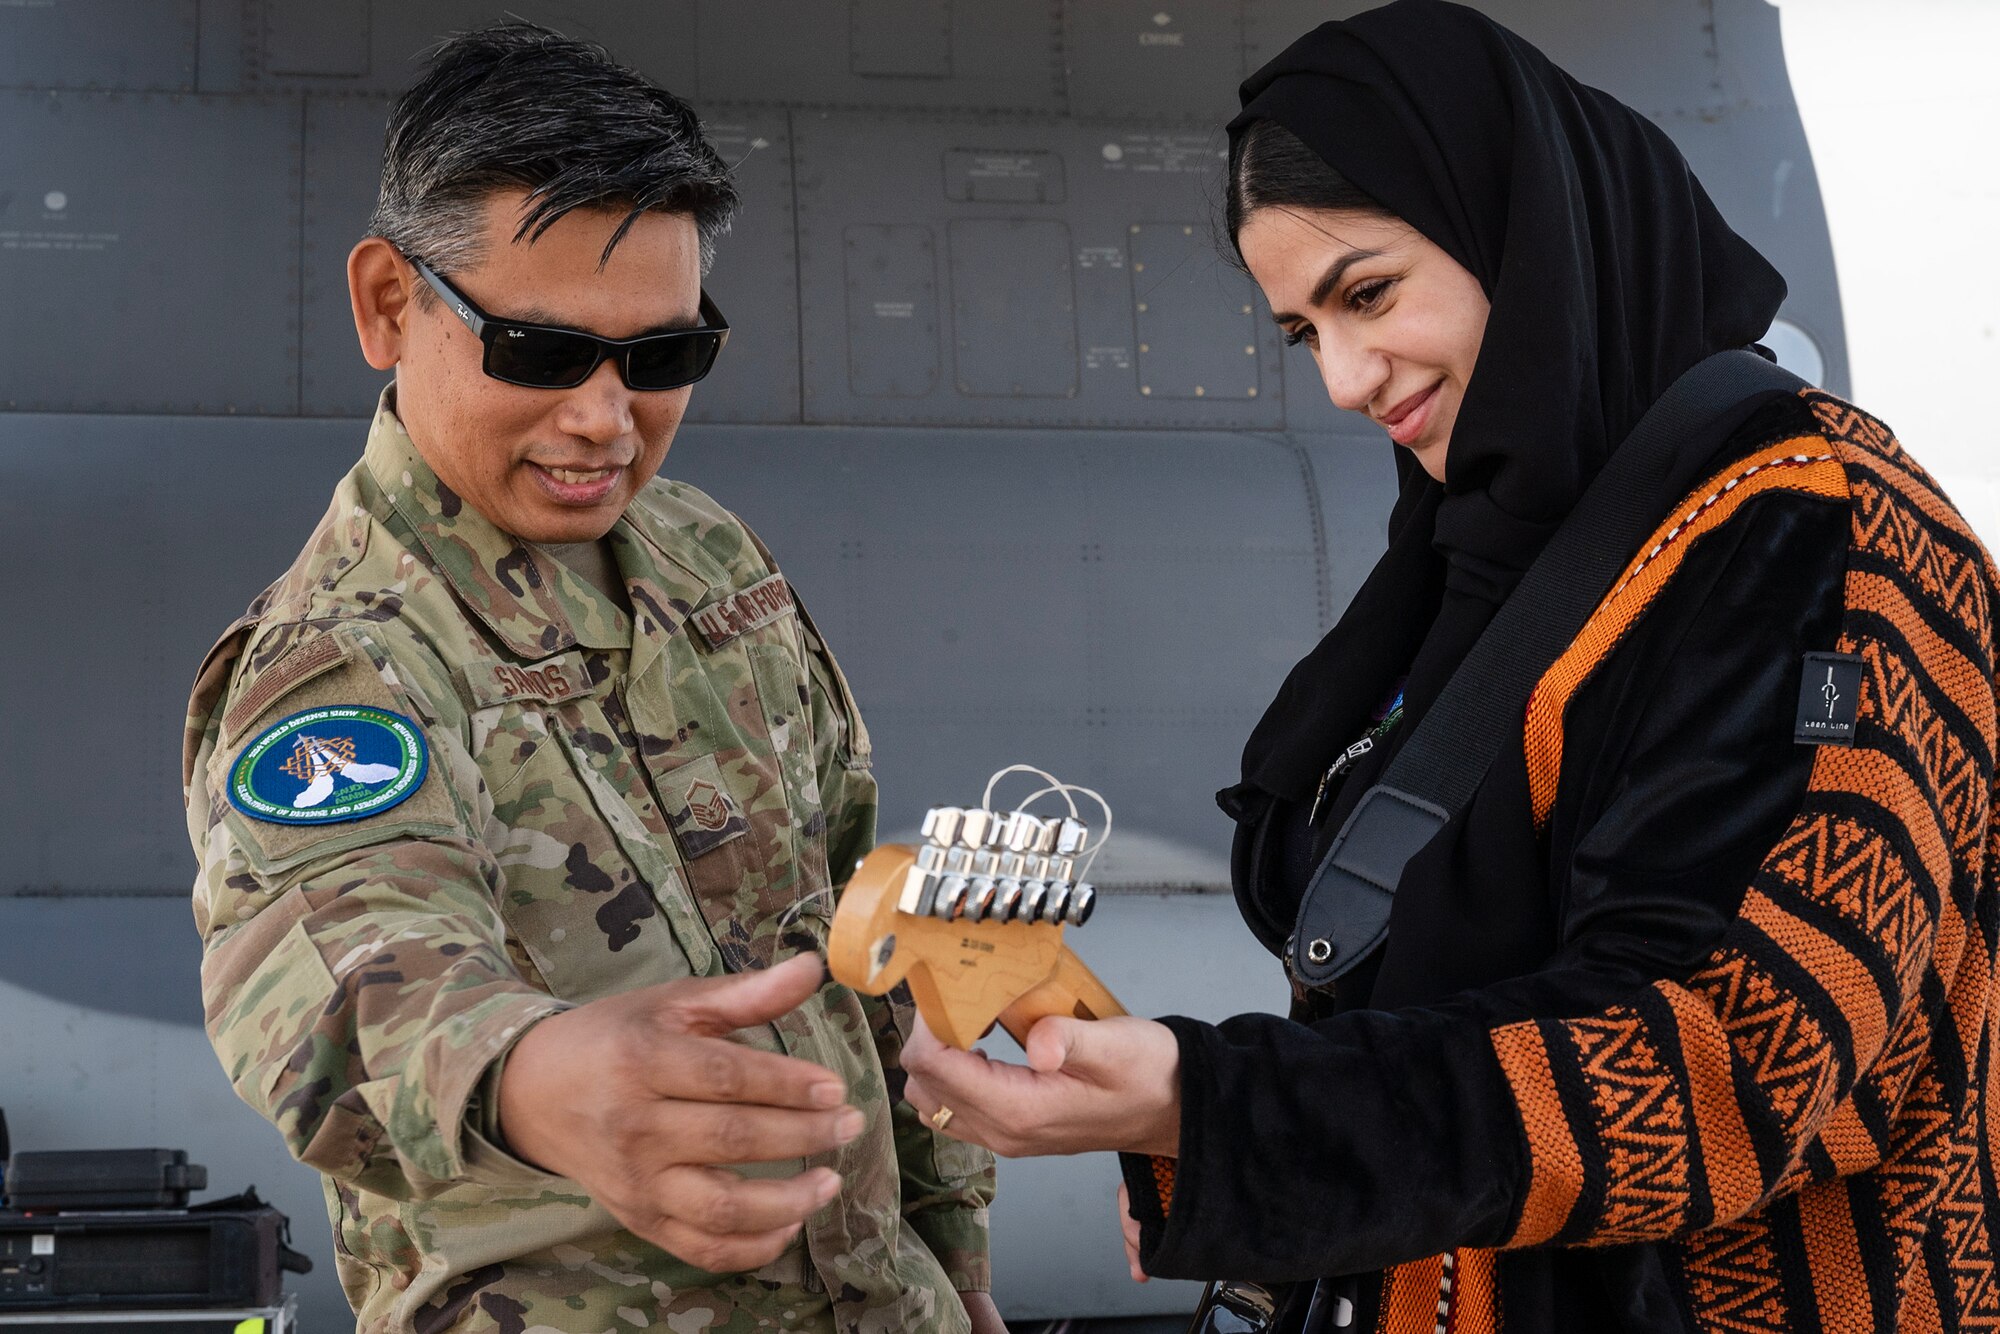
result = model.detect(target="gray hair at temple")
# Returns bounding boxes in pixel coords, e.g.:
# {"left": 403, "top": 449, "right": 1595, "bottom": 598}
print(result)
{"left": 367, "top": 22, "right": 739, "bottom": 290}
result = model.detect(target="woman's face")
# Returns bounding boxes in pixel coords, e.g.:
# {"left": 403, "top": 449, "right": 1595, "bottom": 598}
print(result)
{"left": 1238, "top": 207, "right": 1489, "bottom": 483}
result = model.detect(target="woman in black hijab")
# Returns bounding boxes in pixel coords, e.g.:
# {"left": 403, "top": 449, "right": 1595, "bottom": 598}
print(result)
{"left": 900, "top": 3, "right": 2000, "bottom": 1330}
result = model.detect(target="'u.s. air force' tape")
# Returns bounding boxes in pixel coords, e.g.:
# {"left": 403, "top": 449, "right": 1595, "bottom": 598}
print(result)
{"left": 227, "top": 705, "right": 429, "bottom": 825}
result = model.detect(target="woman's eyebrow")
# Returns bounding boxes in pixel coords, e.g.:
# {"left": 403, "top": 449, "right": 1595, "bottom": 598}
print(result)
{"left": 1309, "top": 248, "right": 1386, "bottom": 307}
{"left": 1269, "top": 248, "right": 1388, "bottom": 323}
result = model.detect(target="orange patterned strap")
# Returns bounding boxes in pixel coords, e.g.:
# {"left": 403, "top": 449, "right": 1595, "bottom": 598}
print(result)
{"left": 1523, "top": 437, "right": 1849, "bottom": 830}
{"left": 1376, "top": 1249, "right": 1499, "bottom": 1334}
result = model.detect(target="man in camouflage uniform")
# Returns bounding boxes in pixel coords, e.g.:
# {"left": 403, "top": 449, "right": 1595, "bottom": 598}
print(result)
{"left": 181, "top": 24, "right": 998, "bottom": 1334}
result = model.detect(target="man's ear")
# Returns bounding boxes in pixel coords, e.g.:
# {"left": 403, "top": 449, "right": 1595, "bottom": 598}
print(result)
{"left": 349, "top": 237, "right": 413, "bottom": 372}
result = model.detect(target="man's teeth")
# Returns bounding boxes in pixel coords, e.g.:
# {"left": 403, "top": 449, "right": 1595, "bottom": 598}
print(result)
{"left": 545, "top": 466, "right": 614, "bottom": 485}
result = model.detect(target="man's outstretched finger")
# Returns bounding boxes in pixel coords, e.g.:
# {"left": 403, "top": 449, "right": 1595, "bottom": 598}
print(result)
{"left": 652, "top": 952, "right": 829, "bottom": 1039}
{"left": 653, "top": 1163, "right": 843, "bottom": 1238}
{"left": 649, "top": 1098, "right": 867, "bottom": 1166}
{"left": 639, "top": 1031, "right": 849, "bottom": 1110}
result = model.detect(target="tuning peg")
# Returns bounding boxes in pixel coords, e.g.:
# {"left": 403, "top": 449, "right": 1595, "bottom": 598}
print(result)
{"left": 1055, "top": 818, "right": 1088, "bottom": 855}
{"left": 964, "top": 876, "right": 999, "bottom": 921}
{"left": 1006, "top": 814, "right": 1047, "bottom": 853}
{"left": 992, "top": 878, "right": 1026, "bottom": 921}
{"left": 957, "top": 809, "right": 994, "bottom": 849}
{"left": 1040, "top": 883, "right": 1072, "bottom": 924}
{"left": 910, "top": 870, "right": 942, "bottom": 917}
{"left": 897, "top": 865, "right": 931, "bottom": 914}
{"left": 923, "top": 806, "right": 965, "bottom": 847}
{"left": 1066, "top": 884, "right": 1096, "bottom": 926}
{"left": 934, "top": 875, "right": 969, "bottom": 919}
{"left": 1016, "top": 880, "right": 1050, "bottom": 923}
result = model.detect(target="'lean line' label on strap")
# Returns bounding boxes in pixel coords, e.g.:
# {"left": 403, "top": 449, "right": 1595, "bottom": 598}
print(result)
{"left": 1795, "top": 651, "right": 1863, "bottom": 747}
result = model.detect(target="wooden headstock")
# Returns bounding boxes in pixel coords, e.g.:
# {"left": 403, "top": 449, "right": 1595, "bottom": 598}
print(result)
{"left": 829, "top": 841, "right": 1126, "bottom": 1049}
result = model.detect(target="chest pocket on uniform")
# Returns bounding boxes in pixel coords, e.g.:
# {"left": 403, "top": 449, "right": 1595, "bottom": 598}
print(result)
{"left": 477, "top": 693, "right": 705, "bottom": 1001}
{"left": 639, "top": 628, "right": 830, "bottom": 973}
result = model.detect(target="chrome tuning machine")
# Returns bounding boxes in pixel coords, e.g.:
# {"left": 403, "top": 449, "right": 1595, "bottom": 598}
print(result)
{"left": 897, "top": 805, "right": 1096, "bottom": 926}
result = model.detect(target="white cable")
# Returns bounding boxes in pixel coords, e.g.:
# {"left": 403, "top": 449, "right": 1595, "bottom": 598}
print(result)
{"left": 1065, "top": 783, "right": 1114, "bottom": 880}
{"left": 983, "top": 767, "right": 1114, "bottom": 878}
{"left": 1013, "top": 780, "right": 1083, "bottom": 822}
{"left": 968, "top": 763, "right": 1116, "bottom": 885}
{"left": 981, "top": 764, "right": 1076, "bottom": 819}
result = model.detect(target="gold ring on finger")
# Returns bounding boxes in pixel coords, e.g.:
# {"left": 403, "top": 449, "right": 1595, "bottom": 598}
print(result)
{"left": 930, "top": 1105, "right": 954, "bottom": 1131}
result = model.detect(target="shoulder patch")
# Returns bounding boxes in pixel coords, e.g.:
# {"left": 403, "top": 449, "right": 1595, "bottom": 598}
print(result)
{"left": 691, "top": 574, "right": 795, "bottom": 650}
{"left": 225, "top": 705, "right": 430, "bottom": 825}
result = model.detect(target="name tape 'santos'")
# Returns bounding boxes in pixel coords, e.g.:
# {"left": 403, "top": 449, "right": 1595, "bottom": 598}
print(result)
{"left": 895, "top": 806, "right": 1098, "bottom": 927}
{"left": 691, "top": 574, "right": 794, "bottom": 649}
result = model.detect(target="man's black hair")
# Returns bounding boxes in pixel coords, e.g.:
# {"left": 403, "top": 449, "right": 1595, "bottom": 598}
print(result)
{"left": 368, "top": 22, "right": 738, "bottom": 282}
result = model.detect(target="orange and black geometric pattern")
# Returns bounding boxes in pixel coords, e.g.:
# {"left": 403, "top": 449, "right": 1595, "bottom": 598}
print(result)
{"left": 1482, "top": 392, "right": 2000, "bottom": 1333}
{"left": 1524, "top": 440, "right": 1849, "bottom": 829}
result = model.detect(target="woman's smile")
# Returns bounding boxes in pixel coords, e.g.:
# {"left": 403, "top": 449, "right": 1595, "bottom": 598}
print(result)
{"left": 1380, "top": 380, "right": 1442, "bottom": 446}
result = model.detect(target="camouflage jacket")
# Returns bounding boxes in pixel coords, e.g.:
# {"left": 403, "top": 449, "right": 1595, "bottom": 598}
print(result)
{"left": 182, "top": 396, "right": 993, "bottom": 1334}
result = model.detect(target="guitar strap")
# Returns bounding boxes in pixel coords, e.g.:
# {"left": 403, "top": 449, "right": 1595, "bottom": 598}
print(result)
{"left": 1287, "top": 348, "right": 1806, "bottom": 987}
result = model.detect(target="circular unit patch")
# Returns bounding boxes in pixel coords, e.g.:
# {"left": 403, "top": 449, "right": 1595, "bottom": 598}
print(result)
{"left": 227, "top": 705, "right": 429, "bottom": 826}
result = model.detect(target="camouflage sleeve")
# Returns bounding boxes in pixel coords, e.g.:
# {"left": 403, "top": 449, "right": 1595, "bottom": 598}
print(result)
{"left": 187, "top": 622, "right": 569, "bottom": 1203}
{"left": 797, "top": 603, "right": 997, "bottom": 1292}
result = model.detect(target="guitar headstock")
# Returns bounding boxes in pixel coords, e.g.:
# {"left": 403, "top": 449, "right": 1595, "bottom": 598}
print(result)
{"left": 895, "top": 805, "right": 1099, "bottom": 928}
{"left": 828, "top": 774, "right": 1122, "bottom": 1049}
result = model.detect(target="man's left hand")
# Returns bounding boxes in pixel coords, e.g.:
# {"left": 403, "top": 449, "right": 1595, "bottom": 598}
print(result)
{"left": 902, "top": 1013, "right": 1181, "bottom": 1158}
{"left": 958, "top": 1289, "right": 1007, "bottom": 1334}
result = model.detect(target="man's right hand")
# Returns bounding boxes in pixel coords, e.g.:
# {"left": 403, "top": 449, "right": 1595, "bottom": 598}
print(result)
{"left": 498, "top": 952, "right": 862, "bottom": 1273}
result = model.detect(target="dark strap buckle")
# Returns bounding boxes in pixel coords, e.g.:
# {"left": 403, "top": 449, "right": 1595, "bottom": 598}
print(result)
{"left": 1288, "top": 785, "right": 1449, "bottom": 987}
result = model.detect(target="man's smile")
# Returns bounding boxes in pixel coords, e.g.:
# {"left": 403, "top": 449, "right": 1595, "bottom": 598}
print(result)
{"left": 527, "top": 461, "right": 626, "bottom": 504}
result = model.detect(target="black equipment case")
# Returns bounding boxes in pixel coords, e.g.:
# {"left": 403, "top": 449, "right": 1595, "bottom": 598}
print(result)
{"left": 4, "top": 1152, "right": 208, "bottom": 1213}
{"left": 0, "top": 1194, "right": 299, "bottom": 1311}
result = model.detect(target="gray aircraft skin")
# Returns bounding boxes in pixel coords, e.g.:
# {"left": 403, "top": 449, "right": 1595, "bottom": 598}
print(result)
{"left": 0, "top": 2, "right": 1842, "bottom": 1326}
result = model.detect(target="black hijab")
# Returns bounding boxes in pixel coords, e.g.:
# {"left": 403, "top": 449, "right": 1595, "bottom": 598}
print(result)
{"left": 1230, "top": 0, "right": 1789, "bottom": 804}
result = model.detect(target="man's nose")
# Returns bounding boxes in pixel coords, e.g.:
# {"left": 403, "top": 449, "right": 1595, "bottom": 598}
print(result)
{"left": 556, "top": 357, "right": 637, "bottom": 443}
{"left": 1317, "top": 338, "right": 1389, "bottom": 417}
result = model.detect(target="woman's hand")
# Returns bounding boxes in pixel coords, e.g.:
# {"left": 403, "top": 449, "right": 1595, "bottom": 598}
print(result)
{"left": 1117, "top": 1181, "right": 1147, "bottom": 1283}
{"left": 958, "top": 1289, "right": 1008, "bottom": 1334}
{"left": 901, "top": 1012, "right": 1181, "bottom": 1158}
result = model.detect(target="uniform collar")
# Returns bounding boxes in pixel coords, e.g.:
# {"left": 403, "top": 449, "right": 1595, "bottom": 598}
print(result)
{"left": 361, "top": 389, "right": 645, "bottom": 660}
{"left": 606, "top": 478, "right": 737, "bottom": 684}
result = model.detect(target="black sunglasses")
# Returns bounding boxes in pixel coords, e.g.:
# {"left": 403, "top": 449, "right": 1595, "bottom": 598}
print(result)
{"left": 409, "top": 256, "right": 729, "bottom": 392}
